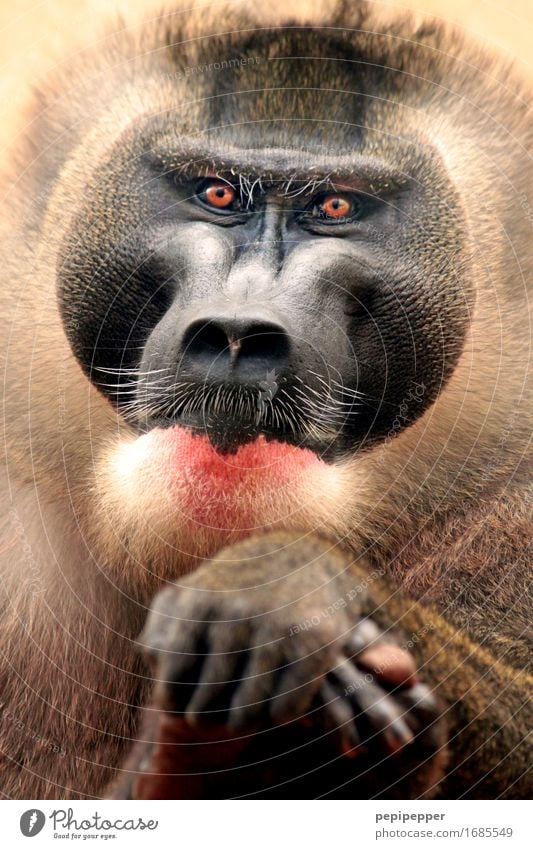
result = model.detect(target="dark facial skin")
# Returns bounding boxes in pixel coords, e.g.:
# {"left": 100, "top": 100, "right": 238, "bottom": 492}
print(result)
{"left": 58, "top": 108, "right": 471, "bottom": 460}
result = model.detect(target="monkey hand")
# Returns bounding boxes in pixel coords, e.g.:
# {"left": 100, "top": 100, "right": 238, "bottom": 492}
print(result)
{"left": 116, "top": 534, "right": 447, "bottom": 799}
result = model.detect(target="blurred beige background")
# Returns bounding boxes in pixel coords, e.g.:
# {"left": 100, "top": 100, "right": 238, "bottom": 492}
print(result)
{"left": 0, "top": 0, "right": 531, "bottom": 151}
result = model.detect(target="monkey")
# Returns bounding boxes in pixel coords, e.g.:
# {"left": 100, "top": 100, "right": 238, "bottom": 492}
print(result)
{"left": 0, "top": 0, "right": 531, "bottom": 800}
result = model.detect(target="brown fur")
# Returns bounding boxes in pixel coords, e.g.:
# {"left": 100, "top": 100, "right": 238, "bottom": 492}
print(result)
{"left": 0, "top": 0, "right": 531, "bottom": 797}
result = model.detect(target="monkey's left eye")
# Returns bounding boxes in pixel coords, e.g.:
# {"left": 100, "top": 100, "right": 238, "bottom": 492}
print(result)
{"left": 313, "top": 193, "right": 359, "bottom": 222}
{"left": 196, "top": 178, "right": 240, "bottom": 213}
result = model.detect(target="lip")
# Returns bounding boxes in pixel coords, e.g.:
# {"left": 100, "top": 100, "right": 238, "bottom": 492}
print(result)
{"left": 133, "top": 411, "right": 341, "bottom": 461}
{"left": 125, "top": 425, "right": 327, "bottom": 494}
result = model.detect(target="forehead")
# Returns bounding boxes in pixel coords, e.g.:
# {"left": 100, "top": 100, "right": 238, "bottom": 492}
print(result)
{"left": 152, "top": 25, "right": 428, "bottom": 152}
{"left": 123, "top": 25, "right": 441, "bottom": 191}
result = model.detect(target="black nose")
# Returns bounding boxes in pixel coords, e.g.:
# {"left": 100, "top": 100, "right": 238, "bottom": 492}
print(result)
{"left": 180, "top": 316, "right": 290, "bottom": 382}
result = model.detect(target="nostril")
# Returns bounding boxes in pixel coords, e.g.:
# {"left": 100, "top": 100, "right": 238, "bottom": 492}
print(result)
{"left": 183, "top": 321, "right": 230, "bottom": 358}
{"left": 181, "top": 318, "right": 290, "bottom": 367}
{"left": 239, "top": 323, "right": 289, "bottom": 361}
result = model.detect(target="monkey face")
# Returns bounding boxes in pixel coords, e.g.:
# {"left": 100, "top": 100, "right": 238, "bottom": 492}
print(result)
{"left": 59, "top": 135, "right": 470, "bottom": 455}
{"left": 53, "top": 30, "right": 475, "bottom": 563}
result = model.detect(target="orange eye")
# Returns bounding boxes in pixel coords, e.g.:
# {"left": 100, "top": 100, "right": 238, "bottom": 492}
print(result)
{"left": 320, "top": 194, "right": 352, "bottom": 219}
{"left": 203, "top": 179, "right": 236, "bottom": 209}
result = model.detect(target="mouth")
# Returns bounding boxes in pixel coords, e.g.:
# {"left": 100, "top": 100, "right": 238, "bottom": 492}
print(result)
{"left": 140, "top": 409, "right": 336, "bottom": 457}
{"left": 100, "top": 372, "right": 360, "bottom": 534}
{"left": 107, "top": 373, "right": 361, "bottom": 462}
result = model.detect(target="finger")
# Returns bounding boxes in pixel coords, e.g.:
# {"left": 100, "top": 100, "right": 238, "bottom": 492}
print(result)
{"left": 154, "top": 630, "right": 208, "bottom": 712}
{"left": 184, "top": 623, "right": 250, "bottom": 724}
{"left": 329, "top": 659, "right": 414, "bottom": 753}
{"left": 346, "top": 619, "right": 383, "bottom": 654}
{"left": 396, "top": 683, "right": 446, "bottom": 757}
{"left": 269, "top": 648, "right": 330, "bottom": 725}
{"left": 227, "top": 643, "right": 281, "bottom": 731}
{"left": 137, "top": 586, "right": 187, "bottom": 655}
{"left": 318, "top": 680, "right": 361, "bottom": 757}
{"left": 396, "top": 682, "right": 442, "bottom": 727}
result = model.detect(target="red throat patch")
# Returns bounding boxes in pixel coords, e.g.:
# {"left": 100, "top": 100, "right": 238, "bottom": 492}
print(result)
{"left": 128, "top": 427, "right": 326, "bottom": 531}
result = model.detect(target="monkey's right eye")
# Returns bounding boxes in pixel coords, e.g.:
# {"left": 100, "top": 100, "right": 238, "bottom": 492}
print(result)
{"left": 195, "top": 178, "right": 240, "bottom": 213}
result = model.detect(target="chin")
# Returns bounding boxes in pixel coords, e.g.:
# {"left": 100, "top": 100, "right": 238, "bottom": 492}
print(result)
{"left": 91, "top": 424, "right": 354, "bottom": 587}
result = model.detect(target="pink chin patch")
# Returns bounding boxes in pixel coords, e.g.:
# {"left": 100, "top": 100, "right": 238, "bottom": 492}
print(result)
{"left": 136, "top": 427, "right": 324, "bottom": 530}
{"left": 150, "top": 426, "right": 321, "bottom": 482}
